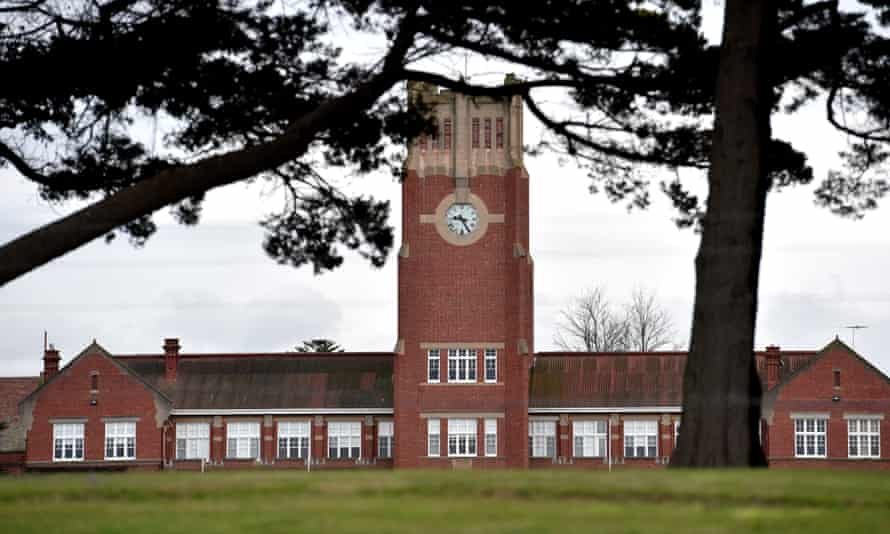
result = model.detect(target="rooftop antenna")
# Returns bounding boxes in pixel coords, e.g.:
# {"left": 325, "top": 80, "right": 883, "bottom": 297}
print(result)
{"left": 44, "top": 330, "right": 47, "bottom": 352}
{"left": 844, "top": 325, "right": 868, "bottom": 346}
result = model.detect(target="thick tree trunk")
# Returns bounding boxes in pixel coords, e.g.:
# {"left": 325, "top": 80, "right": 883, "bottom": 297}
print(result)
{"left": 671, "top": 0, "right": 776, "bottom": 467}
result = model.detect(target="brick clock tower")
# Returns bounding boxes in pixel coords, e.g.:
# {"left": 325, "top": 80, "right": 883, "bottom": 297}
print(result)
{"left": 394, "top": 79, "right": 533, "bottom": 468}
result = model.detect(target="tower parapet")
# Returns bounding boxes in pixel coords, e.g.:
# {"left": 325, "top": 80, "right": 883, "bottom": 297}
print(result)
{"left": 406, "top": 76, "right": 525, "bottom": 180}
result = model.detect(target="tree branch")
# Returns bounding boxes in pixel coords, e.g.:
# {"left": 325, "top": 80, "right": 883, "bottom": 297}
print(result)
{"left": 0, "top": 12, "right": 420, "bottom": 286}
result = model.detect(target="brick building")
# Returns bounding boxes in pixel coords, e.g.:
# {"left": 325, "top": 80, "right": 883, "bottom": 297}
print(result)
{"left": 1, "top": 83, "right": 889, "bottom": 472}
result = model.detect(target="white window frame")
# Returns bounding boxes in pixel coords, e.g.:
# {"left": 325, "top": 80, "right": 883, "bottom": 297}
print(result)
{"left": 176, "top": 422, "right": 210, "bottom": 461}
{"left": 277, "top": 421, "right": 310, "bottom": 460}
{"left": 447, "top": 348, "right": 477, "bottom": 383}
{"left": 226, "top": 421, "right": 261, "bottom": 460}
{"left": 328, "top": 421, "right": 361, "bottom": 460}
{"left": 573, "top": 420, "right": 607, "bottom": 458}
{"left": 53, "top": 422, "right": 85, "bottom": 462}
{"left": 674, "top": 420, "right": 681, "bottom": 447}
{"left": 623, "top": 420, "right": 658, "bottom": 458}
{"left": 427, "top": 419, "right": 441, "bottom": 457}
{"left": 847, "top": 418, "right": 880, "bottom": 459}
{"left": 793, "top": 416, "right": 827, "bottom": 458}
{"left": 104, "top": 421, "right": 136, "bottom": 460}
{"left": 378, "top": 421, "right": 394, "bottom": 459}
{"left": 484, "top": 348, "right": 497, "bottom": 383}
{"left": 529, "top": 420, "right": 556, "bottom": 458}
{"left": 427, "top": 349, "right": 440, "bottom": 383}
{"left": 484, "top": 419, "right": 497, "bottom": 457}
{"left": 447, "top": 418, "right": 477, "bottom": 457}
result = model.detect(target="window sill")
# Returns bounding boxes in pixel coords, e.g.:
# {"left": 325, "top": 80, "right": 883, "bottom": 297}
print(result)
{"left": 52, "top": 458, "right": 84, "bottom": 463}
{"left": 104, "top": 457, "right": 136, "bottom": 461}
{"left": 421, "top": 382, "right": 504, "bottom": 386}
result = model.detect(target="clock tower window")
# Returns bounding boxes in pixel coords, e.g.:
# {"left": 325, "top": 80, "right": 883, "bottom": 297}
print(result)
{"left": 427, "top": 349, "right": 440, "bottom": 383}
{"left": 447, "top": 419, "right": 477, "bottom": 457}
{"left": 447, "top": 349, "right": 477, "bottom": 383}
{"left": 483, "top": 118, "right": 492, "bottom": 149}
{"left": 484, "top": 348, "right": 497, "bottom": 383}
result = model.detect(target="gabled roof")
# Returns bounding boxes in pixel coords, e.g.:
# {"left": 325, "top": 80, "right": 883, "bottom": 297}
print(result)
{"left": 121, "top": 352, "right": 393, "bottom": 410}
{"left": 763, "top": 338, "right": 890, "bottom": 408}
{"left": 20, "top": 341, "right": 171, "bottom": 407}
{"left": 0, "top": 377, "right": 39, "bottom": 420}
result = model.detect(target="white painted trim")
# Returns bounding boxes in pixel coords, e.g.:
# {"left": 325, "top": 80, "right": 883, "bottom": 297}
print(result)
{"left": 790, "top": 412, "right": 830, "bottom": 420}
{"left": 420, "top": 412, "right": 504, "bottom": 419}
{"left": 843, "top": 413, "right": 885, "bottom": 420}
{"left": 170, "top": 408, "right": 393, "bottom": 416}
{"left": 528, "top": 407, "right": 682, "bottom": 414}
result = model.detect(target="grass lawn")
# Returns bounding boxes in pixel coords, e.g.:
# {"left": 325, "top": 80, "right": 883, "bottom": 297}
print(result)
{"left": 1, "top": 468, "right": 888, "bottom": 533}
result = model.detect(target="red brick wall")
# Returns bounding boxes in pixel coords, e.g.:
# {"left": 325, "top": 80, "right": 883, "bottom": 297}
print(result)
{"left": 25, "top": 350, "right": 164, "bottom": 470}
{"left": 766, "top": 343, "right": 890, "bottom": 465}
{"left": 395, "top": 166, "right": 531, "bottom": 469}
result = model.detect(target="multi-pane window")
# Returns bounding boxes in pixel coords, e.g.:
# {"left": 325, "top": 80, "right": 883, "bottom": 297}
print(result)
{"left": 53, "top": 423, "right": 84, "bottom": 462}
{"left": 428, "top": 419, "right": 441, "bottom": 457}
{"left": 624, "top": 420, "right": 658, "bottom": 458}
{"left": 484, "top": 419, "right": 497, "bottom": 457}
{"left": 484, "top": 118, "right": 492, "bottom": 148}
{"left": 428, "top": 349, "right": 440, "bottom": 383}
{"left": 328, "top": 421, "right": 361, "bottom": 459}
{"left": 443, "top": 119, "right": 452, "bottom": 150}
{"left": 573, "top": 420, "right": 607, "bottom": 458}
{"left": 378, "top": 421, "right": 394, "bottom": 459}
{"left": 848, "top": 418, "right": 880, "bottom": 458}
{"left": 448, "top": 419, "right": 477, "bottom": 457}
{"left": 484, "top": 348, "right": 497, "bottom": 383}
{"left": 471, "top": 117, "right": 480, "bottom": 148}
{"left": 529, "top": 420, "right": 556, "bottom": 458}
{"left": 176, "top": 422, "right": 210, "bottom": 461}
{"left": 447, "top": 348, "right": 477, "bottom": 383}
{"left": 105, "top": 421, "right": 136, "bottom": 460}
{"left": 495, "top": 117, "right": 504, "bottom": 148}
{"left": 227, "top": 422, "right": 260, "bottom": 459}
{"left": 278, "top": 421, "right": 310, "bottom": 460}
{"left": 794, "top": 417, "right": 827, "bottom": 458}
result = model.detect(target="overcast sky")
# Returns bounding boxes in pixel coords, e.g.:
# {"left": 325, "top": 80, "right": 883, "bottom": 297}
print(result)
{"left": 2, "top": 2, "right": 889, "bottom": 377}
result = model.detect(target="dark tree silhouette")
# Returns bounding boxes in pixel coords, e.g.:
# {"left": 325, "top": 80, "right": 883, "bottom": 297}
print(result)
{"left": 295, "top": 339, "right": 344, "bottom": 353}
{"left": 3, "top": 1, "right": 890, "bottom": 466}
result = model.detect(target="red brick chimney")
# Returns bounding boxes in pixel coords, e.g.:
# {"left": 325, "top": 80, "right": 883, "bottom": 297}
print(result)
{"left": 765, "top": 344, "right": 781, "bottom": 391}
{"left": 42, "top": 344, "right": 61, "bottom": 381}
{"left": 164, "top": 338, "right": 181, "bottom": 382}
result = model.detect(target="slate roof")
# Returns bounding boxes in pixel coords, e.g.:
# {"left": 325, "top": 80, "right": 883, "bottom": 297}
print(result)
{"left": 0, "top": 377, "right": 40, "bottom": 452}
{"left": 530, "top": 352, "right": 686, "bottom": 408}
{"left": 529, "top": 349, "right": 819, "bottom": 409}
{"left": 121, "top": 353, "right": 393, "bottom": 410}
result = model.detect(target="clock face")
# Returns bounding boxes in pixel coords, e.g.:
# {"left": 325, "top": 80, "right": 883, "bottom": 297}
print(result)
{"left": 445, "top": 203, "right": 479, "bottom": 236}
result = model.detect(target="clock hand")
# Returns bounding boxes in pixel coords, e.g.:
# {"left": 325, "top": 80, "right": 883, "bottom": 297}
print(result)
{"left": 462, "top": 221, "right": 471, "bottom": 233}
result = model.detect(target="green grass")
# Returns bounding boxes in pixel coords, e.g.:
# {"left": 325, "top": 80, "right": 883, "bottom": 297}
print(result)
{"left": 1, "top": 469, "right": 888, "bottom": 533}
